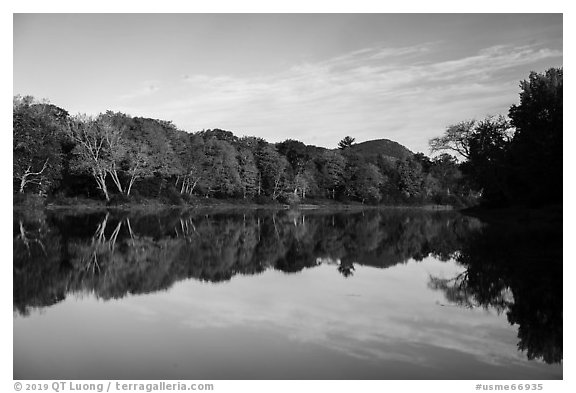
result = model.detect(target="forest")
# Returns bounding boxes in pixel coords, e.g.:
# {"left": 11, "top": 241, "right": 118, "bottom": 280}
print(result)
{"left": 13, "top": 67, "right": 562, "bottom": 208}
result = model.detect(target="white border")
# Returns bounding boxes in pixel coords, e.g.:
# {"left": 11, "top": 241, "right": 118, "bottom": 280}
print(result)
{"left": 3, "top": 3, "right": 572, "bottom": 393}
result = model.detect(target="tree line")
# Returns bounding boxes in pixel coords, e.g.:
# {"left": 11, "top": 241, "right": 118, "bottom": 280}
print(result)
{"left": 13, "top": 104, "right": 470, "bottom": 207}
{"left": 13, "top": 67, "right": 561, "bottom": 207}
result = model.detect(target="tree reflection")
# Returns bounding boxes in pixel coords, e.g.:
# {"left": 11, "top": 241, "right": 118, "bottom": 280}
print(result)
{"left": 14, "top": 209, "right": 479, "bottom": 307}
{"left": 337, "top": 260, "right": 355, "bottom": 278}
{"left": 13, "top": 207, "right": 561, "bottom": 364}
{"left": 428, "top": 213, "right": 562, "bottom": 364}
{"left": 428, "top": 271, "right": 513, "bottom": 312}
{"left": 13, "top": 210, "right": 66, "bottom": 315}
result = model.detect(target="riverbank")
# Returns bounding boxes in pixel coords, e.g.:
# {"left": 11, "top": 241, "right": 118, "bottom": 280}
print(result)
{"left": 13, "top": 194, "right": 457, "bottom": 212}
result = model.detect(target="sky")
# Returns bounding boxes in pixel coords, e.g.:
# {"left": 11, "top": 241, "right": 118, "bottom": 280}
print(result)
{"left": 13, "top": 14, "right": 562, "bottom": 153}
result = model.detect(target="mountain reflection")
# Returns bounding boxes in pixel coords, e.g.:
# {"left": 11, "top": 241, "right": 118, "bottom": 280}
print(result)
{"left": 13, "top": 208, "right": 561, "bottom": 365}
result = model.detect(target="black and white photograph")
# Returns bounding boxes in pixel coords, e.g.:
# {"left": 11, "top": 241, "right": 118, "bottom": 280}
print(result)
{"left": 9, "top": 6, "right": 567, "bottom": 390}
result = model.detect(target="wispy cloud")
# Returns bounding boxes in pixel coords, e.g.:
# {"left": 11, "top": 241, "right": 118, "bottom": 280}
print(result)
{"left": 115, "top": 42, "right": 561, "bottom": 151}
{"left": 142, "top": 260, "right": 537, "bottom": 371}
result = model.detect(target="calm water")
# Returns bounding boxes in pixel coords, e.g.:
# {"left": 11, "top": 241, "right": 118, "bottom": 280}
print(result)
{"left": 13, "top": 208, "right": 562, "bottom": 379}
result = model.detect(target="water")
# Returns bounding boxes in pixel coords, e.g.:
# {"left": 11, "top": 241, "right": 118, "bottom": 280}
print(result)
{"left": 13, "top": 208, "right": 562, "bottom": 379}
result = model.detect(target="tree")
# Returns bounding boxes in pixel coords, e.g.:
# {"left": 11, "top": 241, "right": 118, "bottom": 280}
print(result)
{"left": 237, "top": 147, "right": 259, "bottom": 198}
{"left": 255, "top": 145, "right": 289, "bottom": 199}
{"left": 466, "top": 115, "right": 513, "bottom": 204}
{"left": 318, "top": 150, "right": 346, "bottom": 199}
{"left": 341, "top": 151, "right": 363, "bottom": 199}
{"left": 338, "top": 136, "right": 355, "bottom": 150}
{"left": 198, "top": 128, "right": 238, "bottom": 144}
{"left": 125, "top": 144, "right": 155, "bottom": 196}
{"left": 67, "top": 115, "right": 113, "bottom": 201}
{"left": 429, "top": 120, "right": 476, "bottom": 160}
{"left": 508, "top": 67, "right": 562, "bottom": 205}
{"left": 294, "top": 165, "right": 318, "bottom": 199}
{"left": 430, "top": 154, "right": 462, "bottom": 196}
{"left": 13, "top": 97, "right": 66, "bottom": 194}
{"left": 430, "top": 115, "right": 514, "bottom": 205}
{"left": 200, "top": 138, "right": 242, "bottom": 197}
{"left": 171, "top": 133, "right": 205, "bottom": 196}
{"left": 413, "top": 152, "right": 433, "bottom": 173}
{"left": 96, "top": 113, "right": 126, "bottom": 195}
{"left": 126, "top": 117, "right": 182, "bottom": 197}
{"left": 276, "top": 139, "right": 309, "bottom": 173}
{"left": 396, "top": 157, "right": 424, "bottom": 199}
{"left": 352, "top": 163, "right": 384, "bottom": 203}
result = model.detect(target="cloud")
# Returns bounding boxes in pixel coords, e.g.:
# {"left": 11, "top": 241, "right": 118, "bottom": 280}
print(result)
{"left": 115, "top": 42, "right": 561, "bottom": 151}
{"left": 139, "top": 259, "right": 536, "bottom": 370}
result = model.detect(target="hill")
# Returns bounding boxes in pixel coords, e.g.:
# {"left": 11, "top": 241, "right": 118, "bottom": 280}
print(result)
{"left": 348, "top": 138, "right": 413, "bottom": 161}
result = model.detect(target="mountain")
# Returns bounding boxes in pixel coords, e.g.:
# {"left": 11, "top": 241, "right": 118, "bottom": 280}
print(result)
{"left": 348, "top": 138, "right": 413, "bottom": 161}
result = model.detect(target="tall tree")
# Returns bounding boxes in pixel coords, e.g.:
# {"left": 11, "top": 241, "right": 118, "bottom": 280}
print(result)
{"left": 465, "top": 115, "right": 513, "bottom": 204}
{"left": 67, "top": 115, "right": 114, "bottom": 201}
{"left": 13, "top": 97, "right": 66, "bottom": 194}
{"left": 200, "top": 138, "right": 242, "bottom": 197}
{"left": 170, "top": 133, "right": 205, "bottom": 196}
{"left": 318, "top": 150, "right": 346, "bottom": 199}
{"left": 96, "top": 113, "right": 126, "bottom": 195}
{"left": 338, "top": 136, "right": 356, "bottom": 150}
{"left": 125, "top": 144, "right": 155, "bottom": 196}
{"left": 255, "top": 144, "right": 288, "bottom": 199}
{"left": 237, "top": 147, "right": 259, "bottom": 198}
{"left": 508, "top": 67, "right": 562, "bottom": 205}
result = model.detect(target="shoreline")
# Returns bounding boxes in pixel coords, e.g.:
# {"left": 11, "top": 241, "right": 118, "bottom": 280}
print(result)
{"left": 15, "top": 198, "right": 562, "bottom": 220}
{"left": 13, "top": 200, "right": 457, "bottom": 213}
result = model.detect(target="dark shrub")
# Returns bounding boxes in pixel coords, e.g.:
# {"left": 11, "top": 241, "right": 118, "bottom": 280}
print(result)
{"left": 254, "top": 195, "right": 274, "bottom": 205}
{"left": 14, "top": 193, "right": 46, "bottom": 208}
{"left": 107, "top": 194, "right": 131, "bottom": 206}
{"left": 162, "top": 187, "right": 184, "bottom": 206}
{"left": 277, "top": 192, "right": 300, "bottom": 206}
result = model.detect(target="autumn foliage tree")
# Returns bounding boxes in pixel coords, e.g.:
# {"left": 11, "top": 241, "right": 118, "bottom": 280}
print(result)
{"left": 13, "top": 96, "right": 66, "bottom": 195}
{"left": 15, "top": 93, "right": 488, "bottom": 207}
{"left": 67, "top": 115, "right": 115, "bottom": 201}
